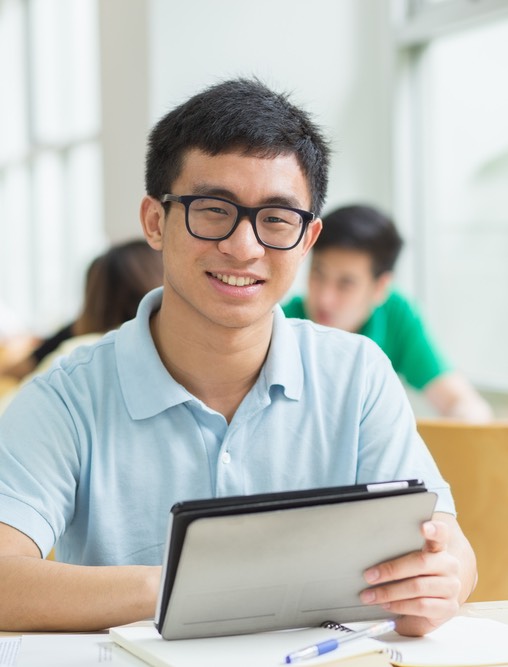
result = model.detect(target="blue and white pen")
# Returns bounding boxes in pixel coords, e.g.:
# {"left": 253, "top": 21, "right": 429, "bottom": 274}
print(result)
{"left": 284, "top": 619, "right": 396, "bottom": 664}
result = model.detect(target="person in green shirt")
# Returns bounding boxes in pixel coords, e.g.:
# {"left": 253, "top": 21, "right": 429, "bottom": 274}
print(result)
{"left": 283, "top": 204, "right": 492, "bottom": 422}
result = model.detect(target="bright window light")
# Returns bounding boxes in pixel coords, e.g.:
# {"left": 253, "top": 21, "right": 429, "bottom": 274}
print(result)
{"left": 0, "top": 0, "right": 102, "bottom": 332}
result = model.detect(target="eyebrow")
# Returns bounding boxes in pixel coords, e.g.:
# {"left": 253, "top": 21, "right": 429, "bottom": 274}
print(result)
{"left": 190, "top": 183, "right": 305, "bottom": 210}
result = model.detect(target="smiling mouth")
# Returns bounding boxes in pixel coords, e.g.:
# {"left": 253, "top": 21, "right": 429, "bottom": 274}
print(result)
{"left": 209, "top": 272, "right": 261, "bottom": 287}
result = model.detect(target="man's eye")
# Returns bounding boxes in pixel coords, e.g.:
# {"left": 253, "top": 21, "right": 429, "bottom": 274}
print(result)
{"left": 262, "top": 214, "right": 299, "bottom": 226}
{"left": 195, "top": 206, "right": 229, "bottom": 216}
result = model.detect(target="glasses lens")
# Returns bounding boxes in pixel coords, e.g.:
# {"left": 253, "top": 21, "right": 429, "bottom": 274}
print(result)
{"left": 188, "top": 198, "right": 237, "bottom": 239}
{"left": 256, "top": 208, "right": 304, "bottom": 248}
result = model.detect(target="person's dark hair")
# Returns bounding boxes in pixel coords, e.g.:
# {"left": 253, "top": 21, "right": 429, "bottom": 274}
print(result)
{"left": 145, "top": 78, "right": 330, "bottom": 215}
{"left": 315, "top": 204, "right": 404, "bottom": 277}
{"left": 75, "top": 240, "right": 163, "bottom": 335}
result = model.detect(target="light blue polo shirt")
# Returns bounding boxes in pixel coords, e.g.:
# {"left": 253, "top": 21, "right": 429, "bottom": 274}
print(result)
{"left": 0, "top": 288, "right": 454, "bottom": 566}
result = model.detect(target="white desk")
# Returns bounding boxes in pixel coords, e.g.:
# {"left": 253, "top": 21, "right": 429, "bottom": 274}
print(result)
{"left": 461, "top": 599, "right": 508, "bottom": 625}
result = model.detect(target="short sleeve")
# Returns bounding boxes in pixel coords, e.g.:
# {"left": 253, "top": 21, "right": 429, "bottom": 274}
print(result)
{"left": 0, "top": 376, "right": 81, "bottom": 556}
{"left": 382, "top": 293, "right": 452, "bottom": 390}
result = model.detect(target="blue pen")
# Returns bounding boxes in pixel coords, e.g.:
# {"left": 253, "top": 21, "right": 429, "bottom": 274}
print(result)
{"left": 284, "top": 619, "right": 396, "bottom": 663}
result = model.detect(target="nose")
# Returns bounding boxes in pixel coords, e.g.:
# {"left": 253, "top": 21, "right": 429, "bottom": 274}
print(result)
{"left": 315, "top": 282, "right": 339, "bottom": 309}
{"left": 217, "top": 216, "right": 265, "bottom": 261}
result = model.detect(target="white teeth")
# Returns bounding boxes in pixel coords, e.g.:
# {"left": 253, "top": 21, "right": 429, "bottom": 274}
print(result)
{"left": 213, "top": 273, "right": 257, "bottom": 286}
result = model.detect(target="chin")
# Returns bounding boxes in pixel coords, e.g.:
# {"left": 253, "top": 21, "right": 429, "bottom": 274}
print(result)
{"left": 317, "top": 318, "right": 337, "bottom": 329}
{"left": 323, "top": 319, "right": 353, "bottom": 332}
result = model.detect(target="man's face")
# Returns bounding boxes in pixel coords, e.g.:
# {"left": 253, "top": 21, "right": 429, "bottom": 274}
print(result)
{"left": 306, "top": 248, "right": 390, "bottom": 332}
{"left": 153, "top": 148, "right": 321, "bottom": 332}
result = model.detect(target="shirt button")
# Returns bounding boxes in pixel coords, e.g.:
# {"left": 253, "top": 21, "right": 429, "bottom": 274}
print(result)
{"left": 221, "top": 452, "right": 231, "bottom": 464}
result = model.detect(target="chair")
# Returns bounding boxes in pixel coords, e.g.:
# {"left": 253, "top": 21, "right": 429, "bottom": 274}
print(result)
{"left": 417, "top": 419, "right": 508, "bottom": 602}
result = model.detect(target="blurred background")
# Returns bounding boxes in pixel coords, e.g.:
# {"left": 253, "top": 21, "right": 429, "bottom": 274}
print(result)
{"left": 0, "top": 0, "right": 507, "bottom": 416}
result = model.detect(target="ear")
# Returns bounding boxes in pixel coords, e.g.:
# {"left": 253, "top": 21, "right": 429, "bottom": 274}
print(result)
{"left": 140, "top": 196, "right": 165, "bottom": 251}
{"left": 373, "top": 271, "right": 393, "bottom": 305}
{"left": 299, "top": 218, "right": 322, "bottom": 259}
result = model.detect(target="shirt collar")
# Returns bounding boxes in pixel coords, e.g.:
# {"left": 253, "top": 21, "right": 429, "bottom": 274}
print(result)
{"left": 261, "top": 304, "right": 303, "bottom": 401}
{"left": 116, "top": 289, "right": 304, "bottom": 419}
{"left": 116, "top": 288, "right": 193, "bottom": 419}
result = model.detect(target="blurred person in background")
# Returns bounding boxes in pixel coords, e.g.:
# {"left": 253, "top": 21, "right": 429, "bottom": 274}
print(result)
{"left": 282, "top": 204, "right": 493, "bottom": 422}
{"left": 0, "top": 239, "right": 163, "bottom": 385}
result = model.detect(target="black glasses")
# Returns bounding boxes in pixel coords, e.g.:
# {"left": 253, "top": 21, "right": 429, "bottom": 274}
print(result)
{"left": 161, "top": 194, "right": 315, "bottom": 250}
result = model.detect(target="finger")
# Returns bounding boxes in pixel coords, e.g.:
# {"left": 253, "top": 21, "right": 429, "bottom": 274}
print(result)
{"left": 364, "top": 549, "right": 452, "bottom": 586}
{"left": 422, "top": 521, "right": 449, "bottom": 553}
{"left": 378, "top": 592, "right": 460, "bottom": 623}
{"left": 360, "top": 573, "right": 461, "bottom": 607}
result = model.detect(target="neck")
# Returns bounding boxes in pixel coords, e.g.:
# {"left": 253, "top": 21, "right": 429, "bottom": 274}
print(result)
{"left": 151, "top": 294, "right": 273, "bottom": 422}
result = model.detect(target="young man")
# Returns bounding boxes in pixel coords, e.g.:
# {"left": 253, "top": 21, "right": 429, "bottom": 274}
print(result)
{"left": 283, "top": 205, "right": 492, "bottom": 422}
{"left": 0, "top": 79, "right": 475, "bottom": 635}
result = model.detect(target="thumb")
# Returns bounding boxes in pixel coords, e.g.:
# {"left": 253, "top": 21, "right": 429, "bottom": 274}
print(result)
{"left": 422, "top": 520, "right": 448, "bottom": 553}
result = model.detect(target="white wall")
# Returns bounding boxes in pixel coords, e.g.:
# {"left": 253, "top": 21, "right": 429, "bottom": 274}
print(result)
{"left": 99, "top": 0, "right": 149, "bottom": 242}
{"left": 148, "top": 0, "right": 393, "bottom": 212}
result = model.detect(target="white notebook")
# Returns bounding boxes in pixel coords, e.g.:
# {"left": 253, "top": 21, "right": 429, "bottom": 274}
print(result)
{"left": 110, "top": 624, "right": 386, "bottom": 667}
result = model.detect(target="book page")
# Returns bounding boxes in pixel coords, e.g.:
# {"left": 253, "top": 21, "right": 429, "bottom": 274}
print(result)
{"left": 360, "top": 616, "right": 508, "bottom": 667}
{"left": 0, "top": 637, "right": 21, "bottom": 667}
{"left": 16, "top": 634, "right": 145, "bottom": 667}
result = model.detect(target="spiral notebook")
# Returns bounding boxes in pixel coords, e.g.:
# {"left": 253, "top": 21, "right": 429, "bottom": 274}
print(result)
{"left": 110, "top": 622, "right": 391, "bottom": 667}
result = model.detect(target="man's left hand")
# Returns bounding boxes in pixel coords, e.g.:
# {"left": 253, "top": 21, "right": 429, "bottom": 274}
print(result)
{"left": 360, "top": 520, "right": 463, "bottom": 636}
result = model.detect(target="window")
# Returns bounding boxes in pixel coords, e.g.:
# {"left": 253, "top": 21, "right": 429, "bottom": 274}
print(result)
{"left": 395, "top": 0, "right": 508, "bottom": 390}
{"left": 0, "top": 0, "right": 105, "bottom": 333}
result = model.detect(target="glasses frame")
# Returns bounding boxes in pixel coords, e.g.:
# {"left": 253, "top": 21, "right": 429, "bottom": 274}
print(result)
{"left": 160, "top": 194, "right": 315, "bottom": 250}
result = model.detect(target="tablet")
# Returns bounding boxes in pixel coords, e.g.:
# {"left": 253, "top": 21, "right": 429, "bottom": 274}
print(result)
{"left": 155, "top": 479, "right": 436, "bottom": 640}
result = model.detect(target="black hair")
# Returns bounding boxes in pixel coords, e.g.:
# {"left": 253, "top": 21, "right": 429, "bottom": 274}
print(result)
{"left": 315, "top": 204, "right": 404, "bottom": 276}
{"left": 145, "top": 78, "right": 330, "bottom": 215}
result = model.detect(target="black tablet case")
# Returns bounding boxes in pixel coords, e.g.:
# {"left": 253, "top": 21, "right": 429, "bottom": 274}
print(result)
{"left": 155, "top": 480, "right": 436, "bottom": 639}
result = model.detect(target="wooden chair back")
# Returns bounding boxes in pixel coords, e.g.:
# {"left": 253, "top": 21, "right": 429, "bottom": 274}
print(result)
{"left": 417, "top": 419, "right": 508, "bottom": 602}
